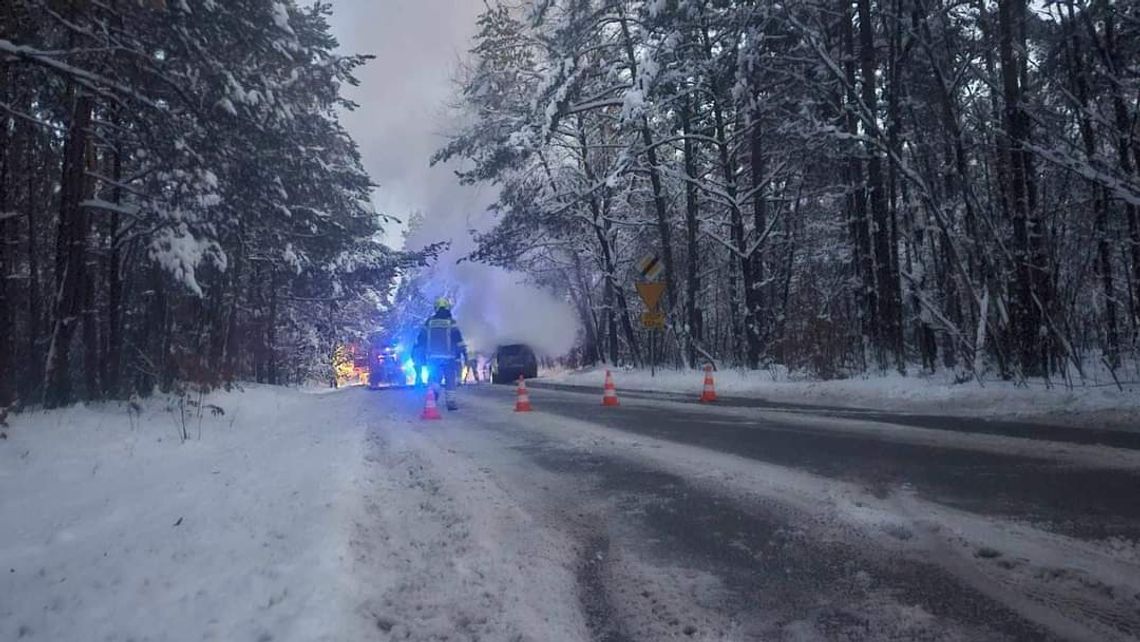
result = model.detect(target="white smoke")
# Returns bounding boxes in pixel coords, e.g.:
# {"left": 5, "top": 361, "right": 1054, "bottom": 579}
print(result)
{"left": 449, "top": 263, "right": 580, "bottom": 357}
{"left": 403, "top": 211, "right": 580, "bottom": 358}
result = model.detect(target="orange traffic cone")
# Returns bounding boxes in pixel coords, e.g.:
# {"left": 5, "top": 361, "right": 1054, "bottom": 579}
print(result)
{"left": 421, "top": 386, "right": 443, "bottom": 420}
{"left": 515, "top": 376, "right": 534, "bottom": 412}
{"left": 699, "top": 365, "right": 717, "bottom": 403}
{"left": 601, "top": 370, "right": 620, "bottom": 407}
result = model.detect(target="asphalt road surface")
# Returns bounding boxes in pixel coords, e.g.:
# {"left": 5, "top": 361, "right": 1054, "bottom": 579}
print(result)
{"left": 361, "top": 381, "right": 1140, "bottom": 641}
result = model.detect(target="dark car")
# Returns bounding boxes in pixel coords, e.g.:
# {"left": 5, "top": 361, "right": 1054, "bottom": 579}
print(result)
{"left": 491, "top": 344, "right": 538, "bottom": 384}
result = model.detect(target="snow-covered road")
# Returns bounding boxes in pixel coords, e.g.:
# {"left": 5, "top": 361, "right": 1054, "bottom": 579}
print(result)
{"left": 3, "top": 382, "right": 1140, "bottom": 641}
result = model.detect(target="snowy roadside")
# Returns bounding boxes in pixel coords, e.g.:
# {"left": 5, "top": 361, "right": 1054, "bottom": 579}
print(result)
{"left": 0, "top": 385, "right": 589, "bottom": 642}
{"left": 0, "top": 386, "right": 368, "bottom": 641}
{"left": 543, "top": 366, "right": 1140, "bottom": 430}
{"left": 343, "top": 400, "right": 588, "bottom": 640}
{"left": 462, "top": 392, "right": 1140, "bottom": 641}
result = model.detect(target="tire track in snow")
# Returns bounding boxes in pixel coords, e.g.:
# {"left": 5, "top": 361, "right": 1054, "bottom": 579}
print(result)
{"left": 345, "top": 389, "right": 588, "bottom": 641}
{"left": 447, "top": 389, "right": 1055, "bottom": 640}
{"left": 460, "top": 387, "right": 1137, "bottom": 640}
{"left": 575, "top": 534, "right": 634, "bottom": 642}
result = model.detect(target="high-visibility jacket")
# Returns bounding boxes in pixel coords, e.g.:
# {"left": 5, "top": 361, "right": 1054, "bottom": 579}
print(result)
{"left": 414, "top": 310, "right": 466, "bottom": 361}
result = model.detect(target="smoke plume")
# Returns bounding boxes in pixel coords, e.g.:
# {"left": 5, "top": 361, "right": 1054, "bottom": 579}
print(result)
{"left": 404, "top": 214, "right": 580, "bottom": 358}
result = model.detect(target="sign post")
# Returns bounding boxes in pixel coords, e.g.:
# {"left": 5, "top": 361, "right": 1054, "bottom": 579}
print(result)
{"left": 635, "top": 257, "right": 667, "bottom": 377}
{"left": 637, "top": 254, "right": 665, "bottom": 281}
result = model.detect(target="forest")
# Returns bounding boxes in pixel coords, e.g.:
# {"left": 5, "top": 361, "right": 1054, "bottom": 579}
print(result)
{"left": 4, "top": 0, "right": 1140, "bottom": 413}
{"left": 0, "top": 1, "right": 402, "bottom": 408}
{"left": 437, "top": 0, "right": 1140, "bottom": 383}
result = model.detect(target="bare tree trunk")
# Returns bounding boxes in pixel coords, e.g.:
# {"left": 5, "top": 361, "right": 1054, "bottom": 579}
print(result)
{"left": 617, "top": 10, "right": 677, "bottom": 312}
{"left": 775, "top": 195, "right": 799, "bottom": 363}
{"left": 1097, "top": 3, "right": 1140, "bottom": 338}
{"left": 887, "top": 0, "right": 910, "bottom": 370}
{"left": 24, "top": 130, "right": 42, "bottom": 401}
{"left": 915, "top": 0, "right": 979, "bottom": 370}
{"left": 571, "top": 252, "right": 600, "bottom": 365}
{"left": 694, "top": 15, "right": 759, "bottom": 367}
{"left": 267, "top": 271, "right": 278, "bottom": 385}
{"left": 44, "top": 92, "right": 94, "bottom": 408}
{"left": 81, "top": 261, "right": 99, "bottom": 399}
{"left": 976, "top": 0, "right": 1016, "bottom": 379}
{"left": 841, "top": 0, "right": 876, "bottom": 367}
{"left": 134, "top": 263, "right": 165, "bottom": 395}
{"left": 748, "top": 110, "right": 768, "bottom": 367}
{"left": 0, "top": 66, "right": 12, "bottom": 407}
{"left": 608, "top": 228, "right": 642, "bottom": 366}
{"left": 81, "top": 138, "right": 99, "bottom": 400}
{"left": 858, "top": 0, "right": 904, "bottom": 372}
{"left": 714, "top": 99, "right": 758, "bottom": 367}
{"left": 222, "top": 248, "right": 243, "bottom": 381}
{"left": 575, "top": 117, "right": 641, "bottom": 365}
{"left": 602, "top": 274, "right": 618, "bottom": 364}
{"left": 158, "top": 275, "right": 174, "bottom": 393}
{"left": 680, "top": 93, "right": 702, "bottom": 367}
{"left": 1065, "top": 4, "right": 1119, "bottom": 367}
{"left": 104, "top": 144, "right": 124, "bottom": 397}
{"left": 998, "top": 0, "right": 1045, "bottom": 376}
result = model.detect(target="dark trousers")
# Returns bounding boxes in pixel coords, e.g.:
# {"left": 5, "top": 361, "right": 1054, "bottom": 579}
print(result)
{"left": 428, "top": 359, "right": 459, "bottom": 404}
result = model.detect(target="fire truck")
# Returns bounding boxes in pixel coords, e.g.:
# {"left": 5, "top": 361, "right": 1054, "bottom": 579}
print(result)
{"left": 367, "top": 334, "right": 414, "bottom": 389}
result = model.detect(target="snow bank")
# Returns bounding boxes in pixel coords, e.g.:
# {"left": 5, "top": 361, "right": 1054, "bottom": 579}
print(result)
{"left": 0, "top": 385, "right": 366, "bottom": 641}
{"left": 544, "top": 366, "right": 1140, "bottom": 427}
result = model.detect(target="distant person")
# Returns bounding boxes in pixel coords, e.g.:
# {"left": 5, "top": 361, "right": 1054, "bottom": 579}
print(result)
{"left": 413, "top": 298, "right": 467, "bottom": 410}
{"left": 463, "top": 354, "right": 479, "bottom": 384}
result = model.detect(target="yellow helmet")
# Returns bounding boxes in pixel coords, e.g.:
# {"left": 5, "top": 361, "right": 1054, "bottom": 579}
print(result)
{"left": 434, "top": 297, "right": 451, "bottom": 310}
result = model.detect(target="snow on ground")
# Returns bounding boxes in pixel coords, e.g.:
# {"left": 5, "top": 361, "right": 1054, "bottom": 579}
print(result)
{"left": 344, "top": 400, "right": 587, "bottom": 640}
{"left": 5, "top": 380, "right": 1139, "bottom": 640}
{"left": 0, "top": 385, "right": 367, "bottom": 642}
{"left": 544, "top": 365, "right": 1140, "bottom": 429}
{"left": 0, "top": 385, "right": 586, "bottom": 642}
{"left": 461, "top": 392, "right": 1140, "bottom": 641}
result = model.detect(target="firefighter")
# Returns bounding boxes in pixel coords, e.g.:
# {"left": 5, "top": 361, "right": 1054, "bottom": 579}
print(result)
{"left": 413, "top": 297, "right": 467, "bottom": 410}
{"left": 463, "top": 353, "right": 480, "bottom": 384}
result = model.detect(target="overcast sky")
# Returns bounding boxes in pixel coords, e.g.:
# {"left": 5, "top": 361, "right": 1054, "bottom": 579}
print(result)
{"left": 327, "top": 0, "right": 493, "bottom": 249}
